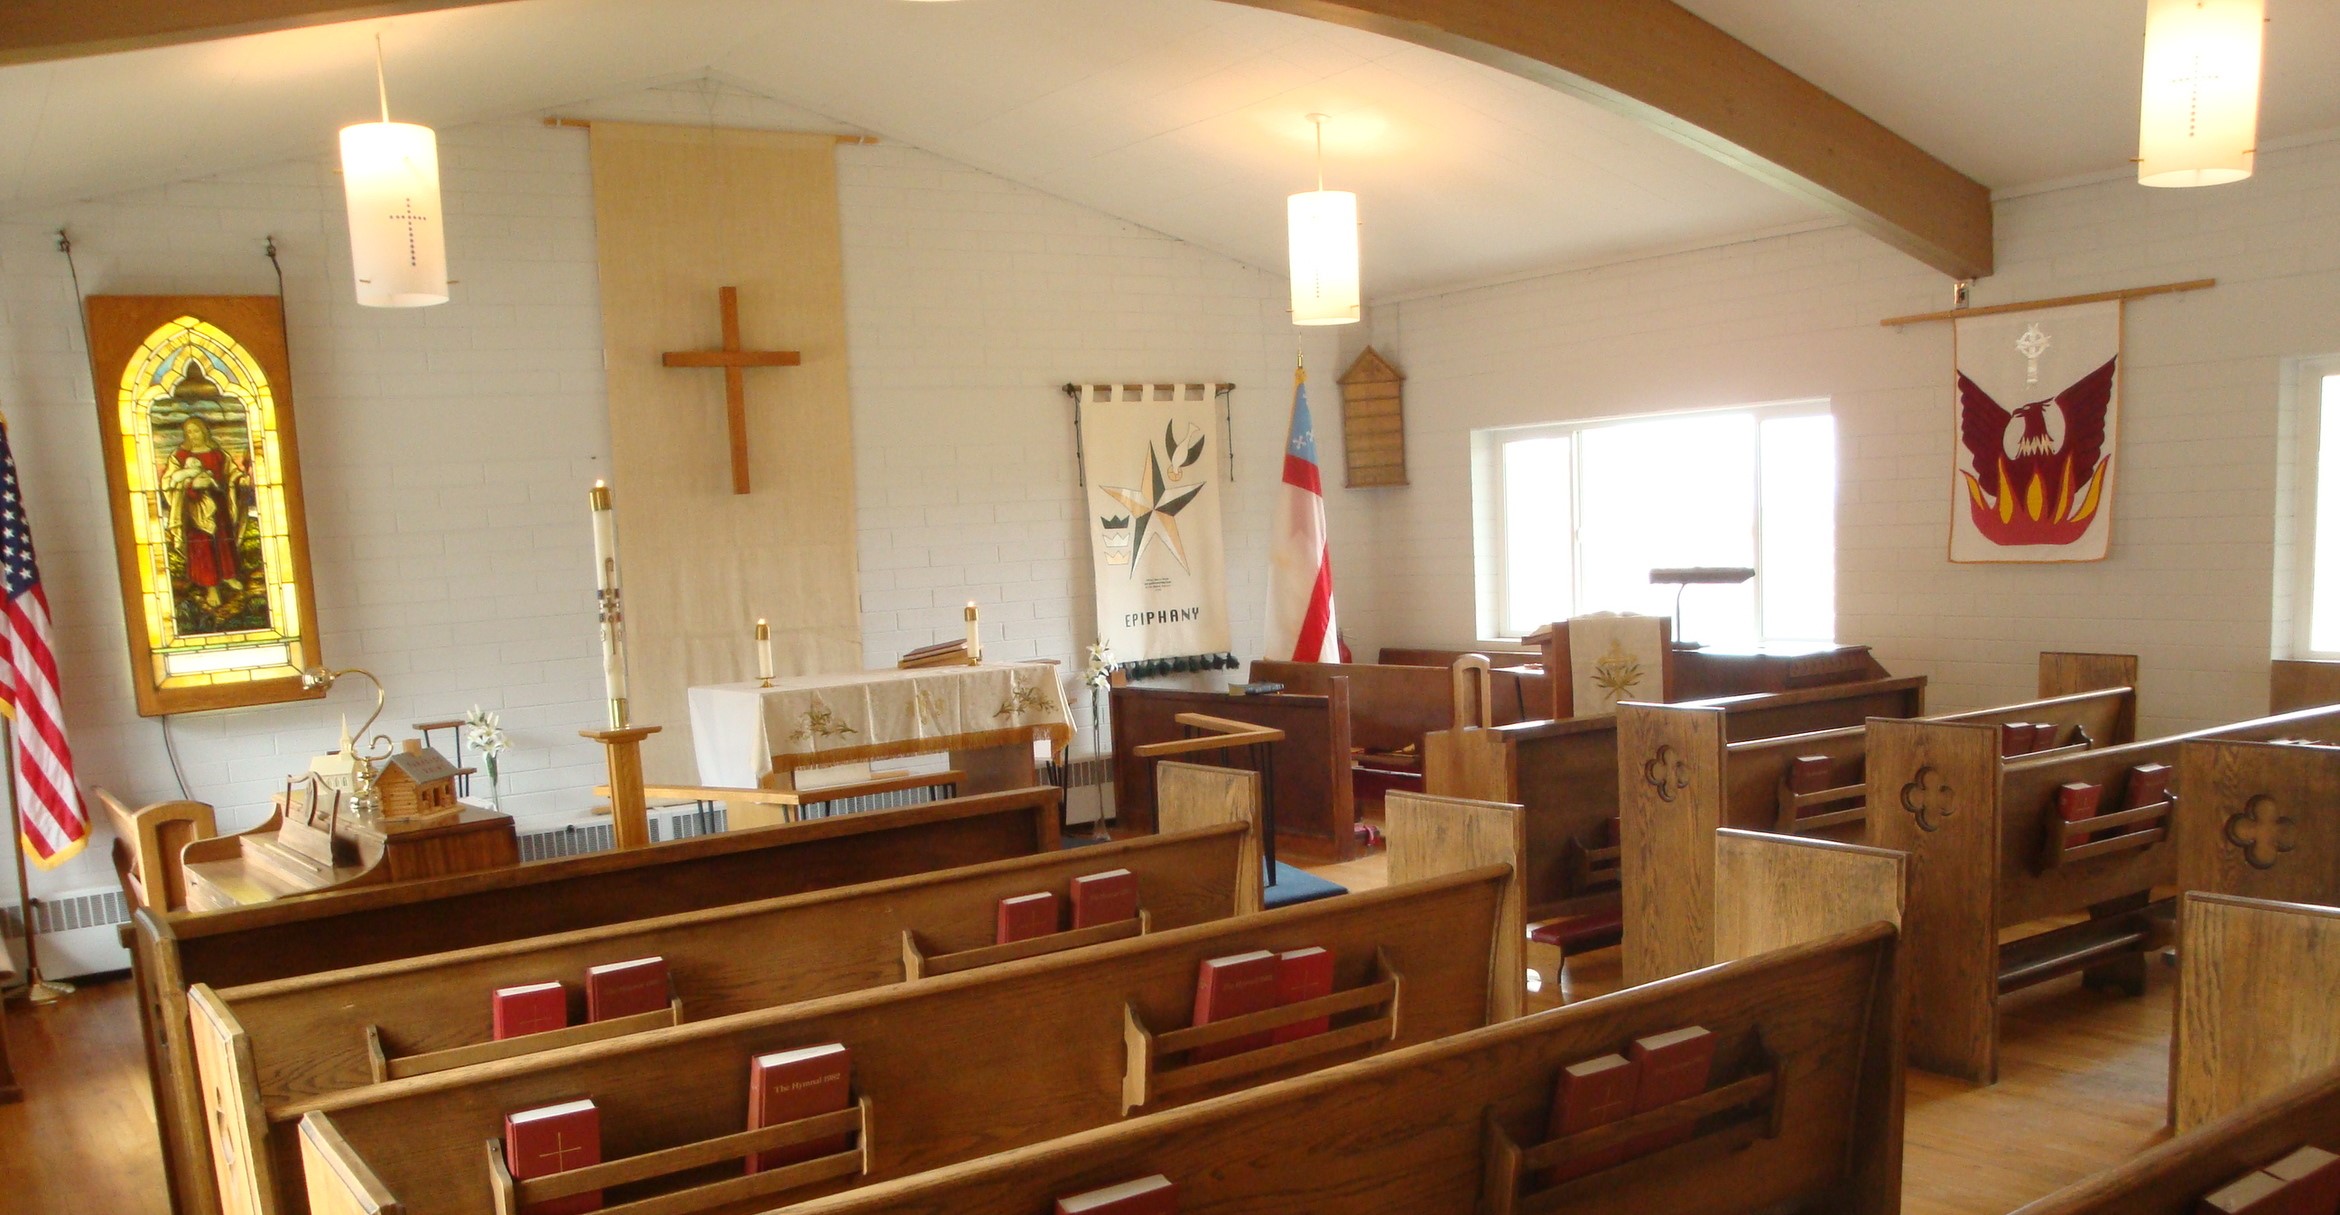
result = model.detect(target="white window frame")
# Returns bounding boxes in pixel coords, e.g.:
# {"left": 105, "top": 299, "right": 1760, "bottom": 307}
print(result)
{"left": 1486, "top": 399, "right": 1836, "bottom": 643}
{"left": 2285, "top": 355, "right": 2340, "bottom": 658}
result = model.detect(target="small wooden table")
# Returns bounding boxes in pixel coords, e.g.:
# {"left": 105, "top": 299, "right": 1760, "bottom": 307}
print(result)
{"left": 0, "top": 947, "right": 20, "bottom": 1103}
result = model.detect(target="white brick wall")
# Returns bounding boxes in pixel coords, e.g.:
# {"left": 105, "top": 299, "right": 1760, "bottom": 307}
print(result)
{"left": 1353, "top": 133, "right": 2340, "bottom": 739}
{"left": 0, "top": 97, "right": 1356, "bottom": 898}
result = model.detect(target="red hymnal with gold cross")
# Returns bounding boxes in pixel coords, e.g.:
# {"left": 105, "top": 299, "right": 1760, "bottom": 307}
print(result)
{"left": 492, "top": 981, "right": 569, "bottom": 1040}
{"left": 1541, "top": 1053, "right": 1639, "bottom": 1186}
{"left": 504, "top": 1098, "right": 602, "bottom": 1215}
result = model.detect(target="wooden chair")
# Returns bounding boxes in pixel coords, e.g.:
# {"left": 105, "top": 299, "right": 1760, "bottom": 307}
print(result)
{"left": 601, "top": 910, "right": 1907, "bottom": 1215}
{"left": 285, "top": 792, "right": 1528, "bottom": 1215}
{"left": 137, "top": 786, "right": 1064, "bottom": 1215}
{"left": 1620, "top": 653, "right": 2139, "bottom": 985}
{"left": 96, "top": 786, "right": 217, "bottom": 914}
{"left": 1864, "top": 702, "right": 2340, "bottom": 1083}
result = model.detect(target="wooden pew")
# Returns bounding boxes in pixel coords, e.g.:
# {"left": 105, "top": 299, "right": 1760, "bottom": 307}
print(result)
{"left": 1249, "top": 658, "right": 1540, "bottom": 810}
{"left": 2013, "top": 1066, "right": 2340, "bottom": 1215}
{"left": 2177, "top": 737, "right": 2340, "bottom": 908}
{"left": 1621, "top": 654, "right": 2138, "bottom": 985}
{"left": 285, "top": 792, "right": 1528, "bottom": 1215}
{"left": 1110, "top": 681, "right": 1357, "bottom": 856}
{"left": 2172, "top": 892, "right": 2340, "bottom": 1133}
{"left": 1864, "top": 704, "right": 2340, "bottom": 1084}
{"left": 2271, "top": 657, "right": 2340, "bottom": 713}
{"left": 97, "top": 786, "right": 218, "bottom": 914}
{"left": 185, "top": 764, "right": 1261, "bottom": 1215}
{"left": 138, "top": 787, "right": 1063, "bottom": 1215}
{"left": 618, "top": 915, "right": 1907, "bottom": 1215}
{"left": 1427, "top": 674, "right": 1927, "bottom": 929}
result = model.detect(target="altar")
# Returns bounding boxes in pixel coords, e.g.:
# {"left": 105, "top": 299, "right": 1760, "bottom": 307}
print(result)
{"left": 687, "top": 662, "right": 1074, "bottom": 793}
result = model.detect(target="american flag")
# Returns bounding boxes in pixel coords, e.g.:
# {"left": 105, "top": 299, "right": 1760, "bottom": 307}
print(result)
{"left": 0, "top": 420, "right": 87, "bottom": 869}
{"left": 1263, "top": 362, "right": 1341, "bottom": 662}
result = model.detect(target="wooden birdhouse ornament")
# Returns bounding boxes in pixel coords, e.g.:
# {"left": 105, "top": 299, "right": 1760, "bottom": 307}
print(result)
{"left": 376, "top": 738, "right": 461, "bottom": 820}
{"left": 1338, "top": 346, "right": 1407, "bottom": 487}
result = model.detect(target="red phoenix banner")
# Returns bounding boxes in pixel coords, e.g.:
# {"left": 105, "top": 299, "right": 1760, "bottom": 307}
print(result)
{"left": 1950, "top": 300, "right": 2123, "bottom": 563}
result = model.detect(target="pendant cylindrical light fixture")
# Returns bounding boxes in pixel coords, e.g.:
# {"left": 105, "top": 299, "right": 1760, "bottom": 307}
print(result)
{"left": 340, "top": 34, "right": 449, "bottom": 306}
{"left": 1288, "top": 114, "right": 1360, "bottom": 326}
{"left": 2137, "top": 0, "right": 2264, "bottom": 188}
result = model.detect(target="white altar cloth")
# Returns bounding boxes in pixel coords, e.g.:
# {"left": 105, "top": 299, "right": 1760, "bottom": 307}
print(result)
{"left": 688, "top": 662, "right": 1073, "bottom": 788}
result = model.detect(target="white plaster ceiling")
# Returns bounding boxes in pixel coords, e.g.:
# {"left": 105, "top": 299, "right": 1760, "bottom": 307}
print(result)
{"left": 1678, "top": 0, "right": 2340, "bottom": 192}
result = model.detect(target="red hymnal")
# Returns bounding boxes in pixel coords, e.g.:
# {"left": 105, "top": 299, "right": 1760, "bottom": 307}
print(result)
{"left": 1541, "top": 1053, "right": 1640, "bottom": 1185}
{"left": 2124, "top": 763, "right": 2174, "bottom": 809}
{"left": 1602, "top": 816, "right": 1622, "bottom": 847}
{"left": 2001, "top": 723, "right": 2037, "bottom": 756}
{"left": 1070, "top": 869, "right": 1140, "bottom": 929}
{"left": 1270, "top": 947, "right": 1334, "bottom": 1044}
{"left": 504, "top": 1098, "right": 602, "bottom": 1215}
{"left": 2264, "top": 1145, "right": 2340, "bottom": 1214}
{"left": 1619, "top": 1026, "right": 1716, "bottom": 1158}
{"left": 2029, "top": 724, "right": 2061, "bottom": 752}
{"left": 997, "top": 892, "right": 1061, "bottom": 944}
{"left": 1786, "top": 756, "right": 1833, "bottom": 794}
{"left": 493, "top": 981, "right": 569, "bottom": 1040}
{"left": 585, "top": 956, "right": 670, "bottom": 1023}
{"left": 1055, "top": 1174, "right": 1178, "bottom": 1214}
{"left": 2056, "top": 782, "right": 2104, "bottom": 845}
{"left": 746, "top": 1043, "right": 853, "bottom": 1174}
{"left": 1190, "top": 950, "right": 1280, "bottom": 1062}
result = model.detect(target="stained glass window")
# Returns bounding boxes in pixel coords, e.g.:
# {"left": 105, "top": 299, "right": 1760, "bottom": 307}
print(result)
{"left": 113, "top": 316, "right": 310, "bottom": 701}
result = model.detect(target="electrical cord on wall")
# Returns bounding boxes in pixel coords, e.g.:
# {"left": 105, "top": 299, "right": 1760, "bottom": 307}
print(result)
{"left": 157, "top": 715, "right": 194, "bottom": 802}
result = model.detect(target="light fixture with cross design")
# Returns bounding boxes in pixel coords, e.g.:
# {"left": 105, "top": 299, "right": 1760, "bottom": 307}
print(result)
{"left": 661, "top": 286, "right": 801, "bottom": 495}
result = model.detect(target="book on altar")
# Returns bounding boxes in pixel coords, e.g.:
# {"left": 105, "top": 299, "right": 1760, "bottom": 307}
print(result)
{"left": 1619, "top": 1026, "right": 1715, "bottom": 1157}
{"left": 1055, "top": 1174, "right": 1178, "bottom": 1214}
{"left": 1070, "top": 869, "right": 1140, "bottom": 929}
{"left": 1786, "top": 755, "right": 1833, "bottom": 795}
{"left": 746, "top": 1043, "right": 853, "bottom": 1174}
{"left": 997, "top": 892, "right": 1061, "bottom": 943}
{"left": 504, "top": 1098, "right": 602, "bottom": 1215}
{"left": 1270, "top": 947, "right": 1333, "bottom": 1044}
{"left": 1541, "top": 1053, "right": 1639, "bottom": 1186}
{"left": 493, "top": 981, "right": 570, "bottom": 1040}
{"left": 585, "top": 957, "right": 670, "bottom": 1023}
{"left": 897, "top": 639, "right": 971, "bottom": 669}
{"left": 1190, "top": 950, "right": 1280, "bottom": 1062}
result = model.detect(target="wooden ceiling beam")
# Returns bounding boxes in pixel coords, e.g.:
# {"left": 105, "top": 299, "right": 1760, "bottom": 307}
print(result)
{"left": 1230, "top": 0, "right": 1994, "bottom": 279}
{"left": 3, "top": 0, "right": 1993, "bottom": 278}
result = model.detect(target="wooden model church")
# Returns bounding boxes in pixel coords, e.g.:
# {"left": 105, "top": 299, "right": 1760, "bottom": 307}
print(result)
{"left": 3, "top": 2, "right": 2340, "bottom": 1214}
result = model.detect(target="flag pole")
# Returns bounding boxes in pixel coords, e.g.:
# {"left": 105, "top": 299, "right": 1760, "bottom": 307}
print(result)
{"left": 3, "top": 715, "right": 72, "bottom": 1004}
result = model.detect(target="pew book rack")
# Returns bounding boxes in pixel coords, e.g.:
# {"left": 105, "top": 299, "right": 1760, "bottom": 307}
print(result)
{"left": 903, "top": 909, "right": 1153, "bottom": 979}
{"left": 364, "top": 998, "right": 686, "bottom": 1083}
{"left": 1121, "top": 946, "right": 1403, "bottom": 1113}
{"left": 480, "top": 1097, "right": 874, "bottom": 1215}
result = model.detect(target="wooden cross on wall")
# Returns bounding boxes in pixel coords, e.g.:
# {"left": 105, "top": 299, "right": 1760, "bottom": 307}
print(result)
{"left": 661, "top": 286, "right": 801, "bottom": 494}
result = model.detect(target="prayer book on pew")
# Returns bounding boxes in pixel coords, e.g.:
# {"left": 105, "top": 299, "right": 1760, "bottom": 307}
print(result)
{"left": 1541, "top": 1053, "right": 1639, "bottom": 1186}
{"left": 1786, "top": 756, "right": 1833, "bottom": 794}
{"left": 746, "top": 1043, "right": 853, "bottom": 1174}
{"left": 1055, "top": 1174, "right": 1178, "bottom": 1214}
{"left": 504, "top": 1098, "right": 603, "bottom": 1215}
{"left": 2056, "top": 782, "right": 2104, "bottom": 843}
{"left": 2201, "top": 1169, "right": 2293, "bottom": 1215}
{"left": 997, "top": 892, "right": 1061, "bottom": 943}
{"left": 2001, "top": 723, "right": 2038, "bottom": 757}
{"left": 492, "top": 981, "right": 570, "bottom": 1040}
{"left": 1270, "top": 947, "right": 1333, "bottom": 1044}
{"left": 2123, "top": 763, "right": 2173, "bottom": 808}
{"left": 585, "top": 956, "right": 670, "bottom": 1023}
{"left": 1191, "top": 950, "right": 1280, "bottom": 1062}
{"left": 1602, "top": 816, "right": 1621, "bottom": 847}
{"left": 2263, "top": 1145, "right": 2340, "bottom": 1214}
{"left": 2029, "top": 724, "right": 2061, "bottom": 752}
{"left": 1070, "top": 869, "right": 1140, "bottom": 929}
{"left": 1619, "top": 1026, "right": 1716, "bottom": 1157}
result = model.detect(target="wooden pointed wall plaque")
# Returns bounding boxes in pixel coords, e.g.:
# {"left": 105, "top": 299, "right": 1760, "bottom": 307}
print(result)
{"left": 1338, "top": 346, "right": 1407, "bottom": 488}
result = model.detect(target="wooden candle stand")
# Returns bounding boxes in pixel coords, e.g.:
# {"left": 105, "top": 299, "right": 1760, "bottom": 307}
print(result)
{"left": 583, "top": 725, "right": 663, "bottom": 850}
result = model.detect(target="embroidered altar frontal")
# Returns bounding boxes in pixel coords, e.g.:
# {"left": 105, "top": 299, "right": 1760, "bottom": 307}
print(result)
{"left": 687, "top": 663, "right": 1072, "bottom": 787}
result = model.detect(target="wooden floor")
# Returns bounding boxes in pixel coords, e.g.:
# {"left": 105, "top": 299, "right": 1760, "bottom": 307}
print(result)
{"left": 0, "top": 845, "right": 2177, "bottom": 1215}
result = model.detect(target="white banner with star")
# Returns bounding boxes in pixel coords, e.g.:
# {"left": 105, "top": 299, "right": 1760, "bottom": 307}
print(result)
{"left": 1081, "top": 382, "right": 1234, "bottom": 674}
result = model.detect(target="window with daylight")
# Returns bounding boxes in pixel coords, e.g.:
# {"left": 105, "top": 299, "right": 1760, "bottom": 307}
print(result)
{"left": 2295, "top": 359, "right": 2340, "bottom": 655}
{"left": 1489, "top": 403, "right": 1837, "bottom": 647}
{"left": 90, "top": 297, "right": 325, "bottom": 716}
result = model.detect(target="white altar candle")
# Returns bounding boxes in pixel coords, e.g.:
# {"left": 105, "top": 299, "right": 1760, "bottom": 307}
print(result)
{"left": 755, "top": 618, "right": 774, "bottom": 684}
{"left": 964, "top": 601, "right": 982, "bottom": 666}
{"left": 590, "top": 480, "right": 629, "bottom": 727}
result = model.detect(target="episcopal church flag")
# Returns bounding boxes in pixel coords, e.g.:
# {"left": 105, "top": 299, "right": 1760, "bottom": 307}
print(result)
{"left": 0, "top": 419, "right": 88, "bottom": 868}
{"left": 1265, "top": 363, "right": 1340, "bottom": 663}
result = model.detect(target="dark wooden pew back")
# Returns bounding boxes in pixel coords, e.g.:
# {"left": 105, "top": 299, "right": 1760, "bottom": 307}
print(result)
{"left": 1109, "top": 682, "right": 1354, "bottom": 854}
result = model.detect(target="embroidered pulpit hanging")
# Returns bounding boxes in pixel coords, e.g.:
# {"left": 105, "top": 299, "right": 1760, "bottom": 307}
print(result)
{"left": 1080, "top": 383, "right": 1235, "bottom": 677}
{"left": 1951, "top": 300, "right": 2122, "bottom": 563}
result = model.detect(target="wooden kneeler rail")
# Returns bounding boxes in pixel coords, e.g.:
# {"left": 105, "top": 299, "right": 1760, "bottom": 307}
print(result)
{"left": 1865, "top": 703, "right": 2340, "bottom": 1083}
{"left": 743, "top": 919, "right": 1906, "bottom": 1215}
{"left": 1621, "top": 665, "right": 2137, "bottom": 986}
{"left": 190, "top": 766, "right": 1262, "bottom": 1215}
{"left": 144, "top": 786, "right": 1066, "bottom": 1215}
{"left": 286, "top": 793, "right": 1528, "bottom": 1215}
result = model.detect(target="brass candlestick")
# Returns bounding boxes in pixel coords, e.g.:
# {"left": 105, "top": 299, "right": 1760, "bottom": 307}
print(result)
{"left": 301, "top": 666, "right": 394, "bottom": 819}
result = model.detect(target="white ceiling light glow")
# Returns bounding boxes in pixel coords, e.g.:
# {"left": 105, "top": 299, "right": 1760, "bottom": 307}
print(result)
{"left": 2137, "top": 0, "right": 2265, "bottom": 188}
{"left": 339, "top": 33, "right": 449, "bottom": 307}
{"left": 1287, "top": 113, "right": 1360, "bottom": 326}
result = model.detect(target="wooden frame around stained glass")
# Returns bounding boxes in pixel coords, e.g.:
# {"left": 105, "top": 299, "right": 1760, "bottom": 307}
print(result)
{"left": 87, "top": 295, "right": 325, "bottom": 716}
